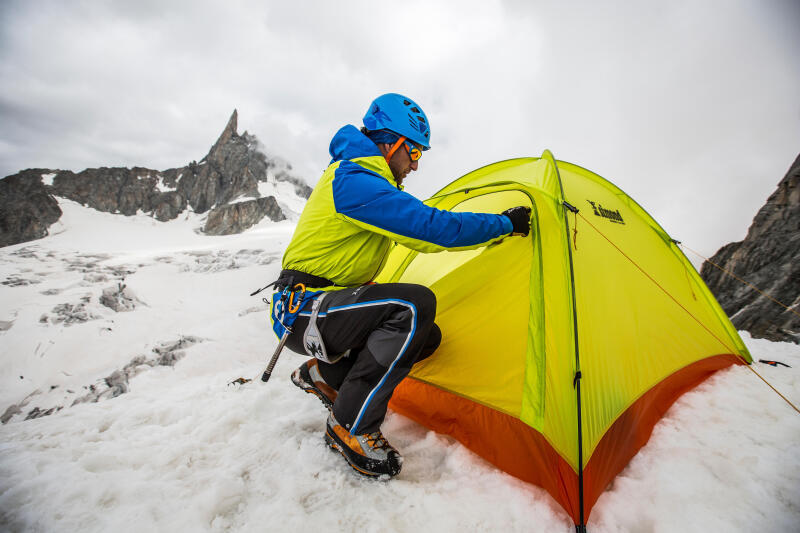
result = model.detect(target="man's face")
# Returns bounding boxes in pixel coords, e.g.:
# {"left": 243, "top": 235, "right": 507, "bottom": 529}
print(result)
{"left": 383, "top": 141, "right": 419, "bottom": 186}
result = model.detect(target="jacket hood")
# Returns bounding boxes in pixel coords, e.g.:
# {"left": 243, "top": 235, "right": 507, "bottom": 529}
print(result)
{"left": 329, "top": 125, "right": 382, "bottom": 163}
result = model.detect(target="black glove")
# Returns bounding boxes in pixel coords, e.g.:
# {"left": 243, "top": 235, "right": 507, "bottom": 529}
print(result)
{"left": 502, "top": 206, "right": 531, "bottom": 236}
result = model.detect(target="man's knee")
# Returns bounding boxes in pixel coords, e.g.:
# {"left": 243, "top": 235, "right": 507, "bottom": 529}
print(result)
{"left": 417, "top": 323, "right": 441, "bottom": 363}
{"left": 401, "top": 284, "right": 436, "bottom": 326}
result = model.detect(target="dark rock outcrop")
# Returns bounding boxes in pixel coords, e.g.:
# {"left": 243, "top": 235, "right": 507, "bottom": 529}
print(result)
{"left": 0, "top": 170, "right": 62, "bottom": 247}
{"left": 50, "top": 166, "right": 185, "bottom": 220}
{"left": 0, "top": 109, "right": 310, "bottom": 247}
{"left": 203, "top": 197, "right": 285, "bottom": 235}
{"left": 701, "top": 153, "right": 800, "bottom": 343}
{"left": 99, "top": 282, "right": 144, "bottom": 312}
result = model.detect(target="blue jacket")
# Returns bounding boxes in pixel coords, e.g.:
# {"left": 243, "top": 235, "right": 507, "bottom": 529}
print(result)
{"left": 281, "top": 125, "right": 513, "bottom": 287}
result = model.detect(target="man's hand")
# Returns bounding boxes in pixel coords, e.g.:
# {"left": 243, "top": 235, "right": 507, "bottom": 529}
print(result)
{"left": 502, "top": 206, "right": 531, "bottom": 236}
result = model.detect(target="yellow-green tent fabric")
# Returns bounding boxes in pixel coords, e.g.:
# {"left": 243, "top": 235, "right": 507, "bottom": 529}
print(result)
{"left": 378, "top": 151, "right": 751, "bottom": 528}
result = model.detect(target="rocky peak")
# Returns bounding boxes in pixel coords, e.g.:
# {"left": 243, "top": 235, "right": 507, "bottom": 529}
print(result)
{"left": 178, "top": 110, "right": 262, "bottom": 213}
{"left": 701, "top": 153, "right": 800, "bottom": 343}
{"left": 205, "top": 109, "right": 239, "bottom": 167}
{"left": 746, "top": 154, "right": 800, "bottom": 242}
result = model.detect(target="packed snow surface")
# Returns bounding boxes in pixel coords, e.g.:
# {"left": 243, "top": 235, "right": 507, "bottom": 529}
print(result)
{"left": 227, "top": 174, "right": 306, "bottom": 220}
{"left": 40, "top": 173, "right": 56, "bottom": 187}
{"left": 154, "top": 176, "right": 176, "bottom": 193}
{"left": 1, "top": 199, "right": 798, "bottom": 532}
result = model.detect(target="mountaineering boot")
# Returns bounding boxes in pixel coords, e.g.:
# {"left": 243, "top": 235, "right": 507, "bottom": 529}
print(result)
{"left": 324, "top": 413, "right": 403, "bottom": 479}
{"left": 291, "top": 359, "right": 337, "bottom": 411}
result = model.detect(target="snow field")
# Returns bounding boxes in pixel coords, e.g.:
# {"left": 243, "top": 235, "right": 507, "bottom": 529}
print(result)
{"left": 1, "top": 198, "right": 798, "bottom": 532}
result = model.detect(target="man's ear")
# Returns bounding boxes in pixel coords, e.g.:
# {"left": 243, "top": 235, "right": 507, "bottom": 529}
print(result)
{"left": 376, "top": 143, "right": 390, "bottom": 158}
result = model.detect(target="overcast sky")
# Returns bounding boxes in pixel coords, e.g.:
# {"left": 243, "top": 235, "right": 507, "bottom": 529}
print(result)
{"left": 1, "top": 0, "right": 798, "bottom": 260}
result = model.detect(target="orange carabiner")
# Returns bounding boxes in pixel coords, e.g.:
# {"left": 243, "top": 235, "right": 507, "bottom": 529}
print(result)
{"left": 287, "top": 283, "right": 306, "bottom": 314}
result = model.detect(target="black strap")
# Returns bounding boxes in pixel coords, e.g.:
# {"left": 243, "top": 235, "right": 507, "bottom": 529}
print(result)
{"left": 276, "top": 269, "right": 335, "bottom": 290}
{"left": 250, "top": 281, "right": 279, "bottom": 297}
{"left": 759, "top": 359, "right": 791, "bottom": 368}
{"left": 250, "top": 270, "right": 336, "bottom": 297}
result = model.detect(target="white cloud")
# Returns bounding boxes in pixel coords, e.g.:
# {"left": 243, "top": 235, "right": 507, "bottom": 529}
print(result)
{"left": 0, "top": 0, "right": 798, "bottom": 258}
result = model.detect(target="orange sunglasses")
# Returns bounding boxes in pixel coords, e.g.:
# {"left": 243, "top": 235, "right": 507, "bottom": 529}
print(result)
{"left": 385, "top": 136, "right": 422, "bottom": 163}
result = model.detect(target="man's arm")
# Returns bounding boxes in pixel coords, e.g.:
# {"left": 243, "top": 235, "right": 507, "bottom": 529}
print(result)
{"left": 332, "top": 164, "right": 524, "bottom": 253}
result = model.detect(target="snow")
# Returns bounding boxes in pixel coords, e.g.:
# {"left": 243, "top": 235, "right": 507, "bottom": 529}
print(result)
{"left": 226, "top": 176, "right": 306, "bottom": 219}
{"left": 258, "top": 174, "right": 307, "bottom": 220}
{"left": 41, "top": 172, "right": 56, "bottom": 186}
{"left": 1, "top": 202, "right": 799, "bottom": 532}
{"left": 155, "top": 177, "right": 176, "bottom": 193}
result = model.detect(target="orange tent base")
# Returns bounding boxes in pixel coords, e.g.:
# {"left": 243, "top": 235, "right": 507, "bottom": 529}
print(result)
{"left": 389, "top": 353, "right": 743, "bottom": 525}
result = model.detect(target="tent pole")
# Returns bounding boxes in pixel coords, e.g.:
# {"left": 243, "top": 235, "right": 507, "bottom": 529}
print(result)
{"left": 549, "top": 152, "right": 587, "bottom": 532}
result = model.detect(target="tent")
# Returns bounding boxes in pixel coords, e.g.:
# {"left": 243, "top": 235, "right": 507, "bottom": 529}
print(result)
{"left": 378, "top": 151, "right": 751, "bottom": 531}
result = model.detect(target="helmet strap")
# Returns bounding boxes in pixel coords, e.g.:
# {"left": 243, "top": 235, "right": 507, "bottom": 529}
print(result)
{"left": 384, "top": 136, "right": 407, "bottom": 164}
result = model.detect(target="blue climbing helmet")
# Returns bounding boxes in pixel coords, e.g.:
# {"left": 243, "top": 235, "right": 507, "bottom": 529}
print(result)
{"left": 362, "top": 93, "right": 431, "bottom": 150}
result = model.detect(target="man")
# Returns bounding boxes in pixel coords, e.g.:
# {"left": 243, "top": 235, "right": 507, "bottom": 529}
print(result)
{"left": 273, "top": 93, "right": 531, "bottom": 479}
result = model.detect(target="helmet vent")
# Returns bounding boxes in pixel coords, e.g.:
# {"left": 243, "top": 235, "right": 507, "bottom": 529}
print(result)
{"left": 403, "top": 100, "right": 411, "bottom": 106}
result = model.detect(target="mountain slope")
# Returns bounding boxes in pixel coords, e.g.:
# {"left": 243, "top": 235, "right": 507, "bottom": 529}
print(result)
{"left": 0, "top": 111, "right": 311, "bottom": 247}
{"left": 701, "top": 153, "right": 800, "bottom": 344}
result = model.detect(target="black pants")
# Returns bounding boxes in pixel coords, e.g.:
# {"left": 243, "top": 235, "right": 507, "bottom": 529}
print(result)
{"left": 285, "top": 283, "right": 441, "bottom": 435}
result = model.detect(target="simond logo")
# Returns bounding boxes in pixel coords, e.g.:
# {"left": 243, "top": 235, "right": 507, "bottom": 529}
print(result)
{"left": 306, "top": 341, "right": 324, "bottom": 359}
{"left": 587, "top": 200, "right": 625, "bottom": 224}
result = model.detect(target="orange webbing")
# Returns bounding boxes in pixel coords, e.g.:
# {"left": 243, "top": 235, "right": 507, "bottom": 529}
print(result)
{"left": 389, "top": 378, "right": 581, "bottom": 524}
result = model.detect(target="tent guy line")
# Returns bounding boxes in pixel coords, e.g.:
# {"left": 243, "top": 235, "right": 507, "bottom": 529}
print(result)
{"left": 579, "top": 212, "right": 739, "bottom": 355}
{"left": 679, "top": 243, "right": 800, "bottom": 320}
{"left": 583, "top": 213, "right": 800, "bottom": 416}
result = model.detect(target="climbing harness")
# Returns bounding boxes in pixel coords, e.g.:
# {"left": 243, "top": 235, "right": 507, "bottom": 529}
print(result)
{"left": 261, "top": 282, "right": 321, "bottom": 382}
{"left": 232, "top": 270, "right": 337, "bottom": 385}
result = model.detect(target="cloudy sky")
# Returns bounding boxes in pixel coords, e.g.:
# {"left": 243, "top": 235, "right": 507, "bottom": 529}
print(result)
{"left": 1, "top": 0, "right": 798, "bottom": 259}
